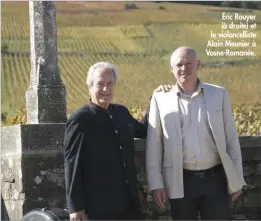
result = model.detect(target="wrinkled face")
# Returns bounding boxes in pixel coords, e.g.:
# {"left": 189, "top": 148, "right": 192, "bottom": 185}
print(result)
{"left": 170, "top": 51, "right": 199, "bottom": 84}
{"left": 90, "top": 68, "right": 116, "bottom": 108}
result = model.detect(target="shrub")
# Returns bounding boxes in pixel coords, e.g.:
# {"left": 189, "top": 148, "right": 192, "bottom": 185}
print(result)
{"left": 1, "top": 43, "right": 8, "bottom": 52}
{"left": 3, "top": 109, "right": 27, "bottom": 126}
{"left": 158, "top": 6, "right": 165, "bottom": 10}
{"left": 1, "top": 112, "right": 7, "bottom": 123}
{"left": 2, "top": 104, "right": 261, "bottom": 136}
{"left": 124, "top": 3, "right": 139, "bottom": 10}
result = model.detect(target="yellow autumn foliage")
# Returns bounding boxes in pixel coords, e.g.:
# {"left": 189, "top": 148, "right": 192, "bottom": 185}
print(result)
{"left": 2, "top": 103, "right": 261, "bottom": 136}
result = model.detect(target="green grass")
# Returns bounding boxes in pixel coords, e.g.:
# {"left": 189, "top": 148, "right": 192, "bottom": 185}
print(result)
{"left": 1, "top": 1, "right": 261, "bottom": 119}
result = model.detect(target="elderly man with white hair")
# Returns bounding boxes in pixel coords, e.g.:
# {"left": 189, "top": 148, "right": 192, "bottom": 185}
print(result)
{"left": 63, "top": 61, "right": 171, "bottom": 221}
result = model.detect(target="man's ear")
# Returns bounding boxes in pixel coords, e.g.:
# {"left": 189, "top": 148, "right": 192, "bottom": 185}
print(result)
{"left": 88, "top": 86, "right": 92, "bottom": 95}
{"left": 197, "top": 60, "right": 201, "bottom": 69}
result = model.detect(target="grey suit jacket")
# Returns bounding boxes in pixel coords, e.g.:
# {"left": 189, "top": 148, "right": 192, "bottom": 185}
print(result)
{"left": 146, "top": 82, "right": 247, "bottom": 199}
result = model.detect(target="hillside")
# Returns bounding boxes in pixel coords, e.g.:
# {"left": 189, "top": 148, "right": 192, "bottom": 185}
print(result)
{"left": 2, "top": 1, "right": 261, "bottom": 118}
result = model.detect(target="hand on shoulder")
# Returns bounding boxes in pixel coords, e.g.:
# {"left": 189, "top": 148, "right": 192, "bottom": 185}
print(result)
{"left": 153, "top": 84, "right": 173, "bottom": 94}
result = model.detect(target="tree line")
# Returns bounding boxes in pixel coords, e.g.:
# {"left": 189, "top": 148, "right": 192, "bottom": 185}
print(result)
{"left": 157, "top": 1, "right": 261, "bottom": 10}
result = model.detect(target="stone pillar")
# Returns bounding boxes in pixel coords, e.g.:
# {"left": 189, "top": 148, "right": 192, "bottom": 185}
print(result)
{"left": 26, "top": 1, "right": 67, "bottom": 124}
{"left": 1, "top": 2, "right": 68, "bottom": 220}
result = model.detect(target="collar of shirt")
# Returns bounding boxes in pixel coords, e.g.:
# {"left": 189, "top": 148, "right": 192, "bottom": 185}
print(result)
{"left": 89, "top": 99, "right": 112, "bottom": 113}
{"left": 173, "top": 79, "right": 204, "bottom": 98}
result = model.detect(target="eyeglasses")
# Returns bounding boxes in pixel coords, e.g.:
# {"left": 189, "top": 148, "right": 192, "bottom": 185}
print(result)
{"left": 95, "top": 82, "right": 115, "bottom": 89}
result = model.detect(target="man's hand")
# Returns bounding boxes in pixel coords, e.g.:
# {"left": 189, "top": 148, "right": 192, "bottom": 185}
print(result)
{"left": 154, "top": 85, "right": 173, "bottom": 93}
{"left": 232, "top": 189, "right": 242, "bottom": 201}
{"left": 152, "top": 188, "right": 167, "bottom": 209}
{"left": 70, "top": 210, "right": 88, "bottom": 221}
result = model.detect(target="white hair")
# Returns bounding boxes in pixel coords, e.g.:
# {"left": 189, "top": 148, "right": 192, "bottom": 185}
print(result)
{"left": 86, "top": 61, "right": 118, "bottom": 88}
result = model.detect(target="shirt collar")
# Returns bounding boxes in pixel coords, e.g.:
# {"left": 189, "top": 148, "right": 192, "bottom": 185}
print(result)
{"left": 173, "top": 78, "right": 204, "bottom": 96}
{"left": 89, "top": 99, "right": 112, "bottom": 113}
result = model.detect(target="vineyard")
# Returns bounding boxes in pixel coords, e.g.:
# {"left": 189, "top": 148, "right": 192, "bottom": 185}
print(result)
{"left": 1, "top": 1, "right": 261, "bottom": 135}
{"left": 3, "top": 23, "right": 261, "bottom": 58}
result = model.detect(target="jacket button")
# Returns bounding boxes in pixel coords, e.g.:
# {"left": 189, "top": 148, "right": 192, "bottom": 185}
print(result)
{"left": 109, "top": 115, "right": 113, "bottom": 119}
{"left": 125, "top": 180, "right": 128, "bottom": 184}
{"left": 115, "top": 130, "right": 118, "bottom": 134}
{"left": 120, "top": 146, "right": 123, "bottom": 150}
{"left": 123, "top": 162, "right": 126, "bottom": 167}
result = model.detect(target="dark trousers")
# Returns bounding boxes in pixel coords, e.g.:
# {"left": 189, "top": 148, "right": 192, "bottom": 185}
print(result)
{"left": 169, "top": 164, "right": 230, "bottom": 220}
{"left": 87, "top": 196, "right": 143, "bottom": 220}
{"left": 88, "top": 209, "right": 142, "bottom": 220}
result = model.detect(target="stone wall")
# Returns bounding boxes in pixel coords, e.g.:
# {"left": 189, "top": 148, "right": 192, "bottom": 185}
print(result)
{"left": 1, "top": 130, "right": 261, "bottom": 220}
{"left": 1, "top": 124, "right": 66, "bottom": 221}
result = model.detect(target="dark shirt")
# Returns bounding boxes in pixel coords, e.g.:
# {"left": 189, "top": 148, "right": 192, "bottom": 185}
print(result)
{"left": 63, "top": 101, "right": 148, "bottom": 215}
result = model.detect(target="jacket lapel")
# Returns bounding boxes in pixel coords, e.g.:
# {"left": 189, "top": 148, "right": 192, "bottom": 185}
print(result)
{"left": 203, "top": 84, "right": 221, "bottom": 150}
{"left": 166, "top": 89, "right": 182, "bottom": 151}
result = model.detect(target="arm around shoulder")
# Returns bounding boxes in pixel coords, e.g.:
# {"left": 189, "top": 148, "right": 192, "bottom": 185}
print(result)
{"left": 122, "top": 105, "right": 148, "bottom": 139}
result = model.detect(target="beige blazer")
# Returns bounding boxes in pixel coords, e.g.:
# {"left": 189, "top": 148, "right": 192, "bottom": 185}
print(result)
{"left": 146, "top": 82, "right": 247, "bottom": 199}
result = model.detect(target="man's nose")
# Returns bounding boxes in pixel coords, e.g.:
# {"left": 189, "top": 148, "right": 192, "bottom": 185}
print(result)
{"left": 181, "top": 65, "right": 186, "bottom": 71}
{"left": 102, "top": 86, "right": 108, "bottom": 91}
